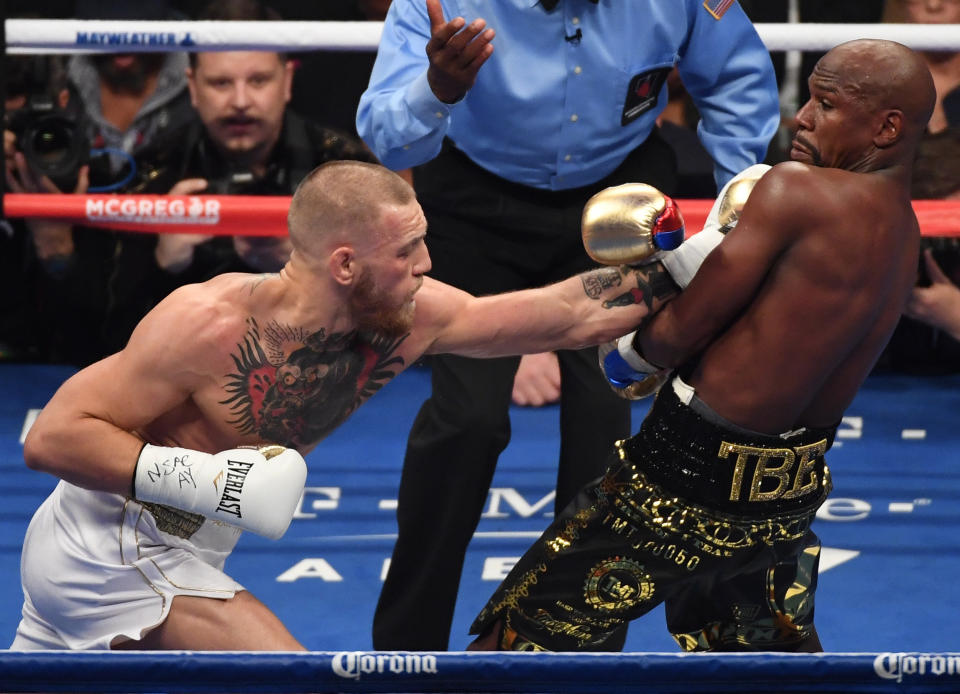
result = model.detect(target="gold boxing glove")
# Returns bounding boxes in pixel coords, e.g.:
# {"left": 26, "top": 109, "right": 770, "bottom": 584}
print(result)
{"left": 660, "top": 164, "right": 770, "bottom": 288}
{"left": 582, "top": 183, "right": 685, "bottom": 266}
{"left": 598, "top": 331, "right": 670, "bottom": 400}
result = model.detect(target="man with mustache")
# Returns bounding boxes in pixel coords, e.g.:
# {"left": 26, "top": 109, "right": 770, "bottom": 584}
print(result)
{"left": 104, "top": 0, "right": 376, "bottom": 354}
{"left": 11, "top": 159, "right": 686, "bottom": 651}
{"left": 468, "top": 39, "right": 937, "bottom": 653}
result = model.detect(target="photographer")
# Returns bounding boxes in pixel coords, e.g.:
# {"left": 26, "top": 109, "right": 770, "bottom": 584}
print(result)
{"left": 3, "top": 1, "right": 194, "bottom": 366}
{"left": 1, "top": 55, "right": 69, "bottom": 361}
{"left": 3, "top": 54, "right": 118, "bottom": 365}
{"left": 104, "top": 0, "right": 376, "bottom": 354}
{"left": 5, "top": 57, "right": 92, "bottom": 271}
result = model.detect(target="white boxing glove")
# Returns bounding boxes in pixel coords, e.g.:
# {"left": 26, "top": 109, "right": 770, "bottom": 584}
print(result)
{"left": 598, "top": 330, "right": 671, "bottom": 399}
{"left": 660, "top": 163, "right": 771, "bottom": 288}
{"left": 134, "top": 444, "right": 307, "bottom": 540}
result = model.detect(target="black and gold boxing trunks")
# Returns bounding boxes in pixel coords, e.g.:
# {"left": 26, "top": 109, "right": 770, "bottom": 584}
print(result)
{"left": 469, "top": 377, "right": 837, "bottom": 652}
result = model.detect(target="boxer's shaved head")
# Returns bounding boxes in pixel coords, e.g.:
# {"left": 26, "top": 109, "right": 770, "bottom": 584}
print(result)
{"left": 287, "top": 161, "right": 416, "bottom": 256}
{"left": 818, "top": 40, "right": 935, "bottom": 141}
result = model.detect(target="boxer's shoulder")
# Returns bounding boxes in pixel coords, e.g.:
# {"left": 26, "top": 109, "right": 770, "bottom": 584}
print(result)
{"left": 735, "top": 162, "right": 842, "bottom": 231}
{"left": 411, "top": 276, "right": 471, "bottom": 330}
{"left": 128, "top": 278, "right": 254, "bottom": 372}
{"left": 763, "top": 161, "right": 854, "bottom": 201}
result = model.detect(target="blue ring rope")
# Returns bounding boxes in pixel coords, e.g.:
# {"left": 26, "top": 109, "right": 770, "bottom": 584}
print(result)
{"left": 3, "top": 651, "right": 960, "bottom": 693}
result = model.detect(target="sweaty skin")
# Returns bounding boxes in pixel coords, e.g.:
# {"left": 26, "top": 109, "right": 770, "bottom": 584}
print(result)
{"left": 638, "top": 40, "right": 937, "bottom": 434}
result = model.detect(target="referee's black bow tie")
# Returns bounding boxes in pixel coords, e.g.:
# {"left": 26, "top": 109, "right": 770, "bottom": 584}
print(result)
{"left": 541, "top": 0, "right": 599, "bottom": 10}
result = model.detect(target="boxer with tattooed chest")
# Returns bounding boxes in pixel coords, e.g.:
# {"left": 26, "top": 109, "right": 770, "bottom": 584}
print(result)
{"left": 12, "top": 160, "right": 682, "bottom": 651}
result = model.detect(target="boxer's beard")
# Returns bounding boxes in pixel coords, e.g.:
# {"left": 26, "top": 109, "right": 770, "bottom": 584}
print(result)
{"left": 93, "top": 54, "right": 164, "bottom": 93}
{"left": 350, "top": 271, "right": 417, "bottom": 337}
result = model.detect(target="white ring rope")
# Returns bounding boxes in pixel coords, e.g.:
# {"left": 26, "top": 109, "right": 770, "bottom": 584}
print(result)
{"left": 6, "top": 18, "right": 960, "bottom": 54}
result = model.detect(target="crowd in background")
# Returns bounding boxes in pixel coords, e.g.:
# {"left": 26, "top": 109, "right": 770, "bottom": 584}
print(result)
{"left": 1, "top": 0, "right": 958, "bottom": 374}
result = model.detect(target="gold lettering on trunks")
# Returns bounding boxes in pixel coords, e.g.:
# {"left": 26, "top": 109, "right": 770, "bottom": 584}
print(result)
{"left": 529, "top": 609, "right": 594, "bottom": 645}
{"left": 719, "top": 439, "right": 826, "bottom": 502}
{"left": 783, "top": 440, "right": 827, "bottom": 499}
{"left": 484, "top": 562, "right": 549, "bottom": 620}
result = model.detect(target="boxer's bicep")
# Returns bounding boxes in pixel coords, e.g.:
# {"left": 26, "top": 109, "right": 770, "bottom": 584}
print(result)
{"left": 23, "top": 302, "right": 213, "bottom": 493}
{"left": 23, "top": 350, "right": 190, "bottom": 494}
{"left": 417, "top": 276, "right": 482, "bottom": 355}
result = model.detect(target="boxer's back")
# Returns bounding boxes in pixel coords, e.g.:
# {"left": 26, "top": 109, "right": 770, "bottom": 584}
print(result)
{"left": 690, "top": 164, "right": 920, "bottom": 433}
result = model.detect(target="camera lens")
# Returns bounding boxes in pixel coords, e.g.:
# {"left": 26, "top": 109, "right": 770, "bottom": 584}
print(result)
{"left": 30, "top": 120, "right": 73, "bottom": 166}
{"left": 19, "top": 114, "right": 90, "bottom": 191}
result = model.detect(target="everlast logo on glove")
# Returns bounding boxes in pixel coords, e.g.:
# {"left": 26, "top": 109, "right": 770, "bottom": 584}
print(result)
{"left": 622, "top": 67, "right": 670, "bottom": 126}
{"left": 215, "top": 458, "right": 255, "bottom": 518}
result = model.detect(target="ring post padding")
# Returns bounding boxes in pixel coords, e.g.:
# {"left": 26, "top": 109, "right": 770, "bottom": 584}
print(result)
{"left": 3, "top": 651, "right": 960, "bottom": 693}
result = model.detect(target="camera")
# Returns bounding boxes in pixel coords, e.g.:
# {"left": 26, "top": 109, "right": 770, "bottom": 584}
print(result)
{"left": 205, "top": 171, "right": 259, "bottom": 195}
{"left": 6, "top": 94, "right": 91, "bottom": 193}
{"left": 6, "top": 55, "right": 140, "bottom": 194}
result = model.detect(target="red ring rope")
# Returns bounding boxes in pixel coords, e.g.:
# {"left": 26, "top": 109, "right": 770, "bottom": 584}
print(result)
{"left": 4, "top": 193, "right": 959, "bottom": 238}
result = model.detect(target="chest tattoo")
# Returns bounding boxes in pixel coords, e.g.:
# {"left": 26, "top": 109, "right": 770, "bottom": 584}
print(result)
{"left": 220, "top": 318, "right": 408, "bottom": 447}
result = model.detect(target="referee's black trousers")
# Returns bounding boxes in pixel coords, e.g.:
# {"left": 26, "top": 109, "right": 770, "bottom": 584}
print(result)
{"left": 374, "top": 134, "right": 678, "bottom": 650}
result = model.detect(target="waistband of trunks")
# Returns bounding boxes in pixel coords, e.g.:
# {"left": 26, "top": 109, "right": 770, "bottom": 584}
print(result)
{"left": 621, "top": 377, "right": 837, "bottom": 516}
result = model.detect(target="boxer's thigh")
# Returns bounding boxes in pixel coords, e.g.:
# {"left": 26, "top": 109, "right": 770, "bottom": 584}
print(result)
{"left": 113, "top": 591, "right": 305, "bottom": 651}
{"left": 665, "top": 531, "right": 822, "bottom": 651}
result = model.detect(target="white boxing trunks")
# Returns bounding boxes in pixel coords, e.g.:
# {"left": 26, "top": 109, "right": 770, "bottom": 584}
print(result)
{"left": 10, "top": 480, "right": 245, "bottom": 650}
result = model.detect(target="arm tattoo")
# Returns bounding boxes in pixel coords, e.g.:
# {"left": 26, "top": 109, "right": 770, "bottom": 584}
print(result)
{"left": 581, "top": 267, "right": 623, "bottom": 299}
{"left": 604, "top": 264, "right": 678, "bottom": 310}
{"left": 220, "top": 318, "right": 408, "bottom": 448}
{"left": 582, "top": 264, "right": 678, "bottom": 311}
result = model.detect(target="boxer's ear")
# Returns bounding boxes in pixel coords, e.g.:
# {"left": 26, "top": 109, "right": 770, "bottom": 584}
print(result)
{"left": 874, "top": 109, "right": 904, "bottom": 149}
{"left": 329, "top": 246, "right": 357, "bottom": 286}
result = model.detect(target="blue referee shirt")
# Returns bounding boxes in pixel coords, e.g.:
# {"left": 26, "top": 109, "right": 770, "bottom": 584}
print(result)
{"left": 357, "top": 0, "right": 779, "bottom": 191}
